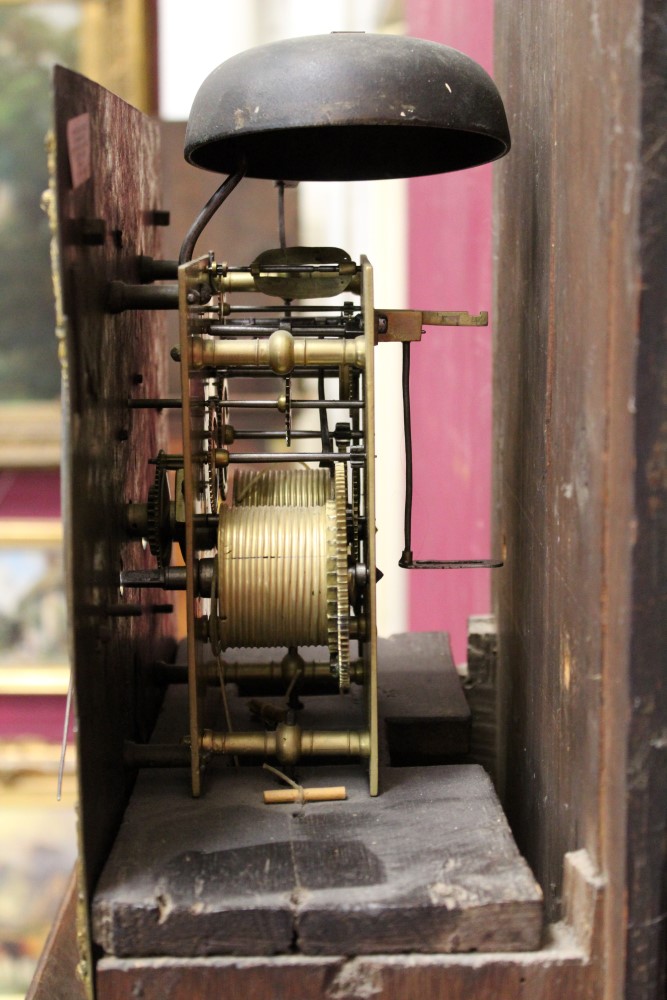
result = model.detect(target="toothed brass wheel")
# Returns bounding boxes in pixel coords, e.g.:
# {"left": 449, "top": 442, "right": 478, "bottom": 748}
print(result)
{"left": 146, "top": 456, "right": 172, "bottom": 568}
{"left": 327, "top": 464, "right": 350, "bottom": 691}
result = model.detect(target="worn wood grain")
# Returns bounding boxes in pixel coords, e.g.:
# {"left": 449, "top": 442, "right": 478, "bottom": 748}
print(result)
{"left": 625, "top": 2, "right": 667, "bottom": 995}
{"left": 26, "top": 870, "right": 87, "bottom": 1000}
{"left": 493, "top": 0, "right": 638, "bottom": 929}
{"left": 91, "top": 763, "right": 542, "bottom": 958}
{"left": 494, "top": 1, "right": 667, "bottom": 997}
{"left": 96, "top": 929, "right": 591, "bottom": 1000}
{"left": 37, "top": 854, "right": 604, "bottom": 1000}
{"left": 54, "top": 67, "right": 177, "bottom": 910}
{"left": 464, "top": 615, "right": 498, "bottom": 782}
{"left": 378, "top": 632, "right": 470, "bottom": 764}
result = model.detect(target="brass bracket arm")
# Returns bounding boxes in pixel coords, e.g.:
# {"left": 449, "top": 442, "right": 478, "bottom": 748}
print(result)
{"left": 374, "top": 309, "right": 488, "bottom": 344}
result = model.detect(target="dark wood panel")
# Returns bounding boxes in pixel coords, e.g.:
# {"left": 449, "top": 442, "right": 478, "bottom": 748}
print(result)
{"left": 494, "top": 0, "right": 667, "bottom": 997}
{"left": 97, "top": 945, "right": 593, "bottom": 1000}
{"left": 92, "top": 761, "right": 541, "bottom": 958}
{"left": 379, "top": 631, "right": 471, "bottom": 764}
{"left": 625, "top": 1, "right": 667, "bottom": 995}
{"left": 26, "top": 871, "right": 86, "bottom": 1000}
{"left": 34, "top": 853, "right": 604, "bottom": 1000}
{"left": 54, "top": 67, "right": 177, "bottom": 916}
{"left": 465, "top": 615, "right": 498, "bottom": 782}
{"left": 494, "top": 0, "right": 638, "bottom": 917}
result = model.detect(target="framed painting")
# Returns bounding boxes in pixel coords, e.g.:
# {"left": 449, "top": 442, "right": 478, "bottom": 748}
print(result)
{"left": 0, "top": 739, "right": 77, "bottom": 1000}
{"left": 0, "top": 520, "right": 68, "bottom": 695}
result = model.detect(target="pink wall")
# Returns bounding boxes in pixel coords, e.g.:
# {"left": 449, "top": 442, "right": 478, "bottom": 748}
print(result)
{"left": 0, "top": 469, "right": 60, "bottom": 518}
{"left": 407, "top": 0, "right": 496, "bottom": 662}
{"left": 0, "top": 695, "right": 70, "bottom": 742}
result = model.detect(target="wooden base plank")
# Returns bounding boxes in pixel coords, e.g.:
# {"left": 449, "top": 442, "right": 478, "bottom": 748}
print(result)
{"left": 92, "top": 763, "right": 542, "bottom": 958}
{"left": 96, "top": 925, "right": 590, "bottom": 1000}
{"left": 33, "top": 851, "right": 602, "bottom": 1000}
{"left": 379, "top": 632, "right": 470, "bottom": 764}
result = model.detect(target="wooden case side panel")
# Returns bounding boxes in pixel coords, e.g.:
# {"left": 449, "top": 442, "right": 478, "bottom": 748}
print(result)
{"left": 625, "top": 1, "right": 667, "bottom": 993}
{"left": 493, "top": 0, "right": 639, "bottom": 942}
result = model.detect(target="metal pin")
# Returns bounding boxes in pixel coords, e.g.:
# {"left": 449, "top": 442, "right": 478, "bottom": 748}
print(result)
{"left": 57, "top": 669, "right": 73, "bottom": 802}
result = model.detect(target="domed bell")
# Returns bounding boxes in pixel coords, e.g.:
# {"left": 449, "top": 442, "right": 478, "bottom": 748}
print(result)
{"left": 185, "top": 33, "right": 511, "bottom": 182}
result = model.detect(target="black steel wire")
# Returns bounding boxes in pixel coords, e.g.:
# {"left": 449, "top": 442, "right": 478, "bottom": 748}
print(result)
{"left": 318, "top": 372, "right": 332, "bottom": 454}
{"left": 178, "top": 167, "right": 246, "bottom": 265}
{"left": 400, "top": 342, "right": 414, "bottom": 566}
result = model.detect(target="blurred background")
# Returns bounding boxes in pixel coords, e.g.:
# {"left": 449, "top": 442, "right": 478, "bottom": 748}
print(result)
{"left": 0, "top": 1, "right": 495, "bottom": 994}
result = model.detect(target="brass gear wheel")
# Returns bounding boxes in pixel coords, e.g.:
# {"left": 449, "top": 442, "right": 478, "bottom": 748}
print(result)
{"left": 205, "top": 396, "right": 221, "bottom": 511}
{"left": 146, "top": 455, "right": 172, "bottom": 568}
{"left": 327, "top": 464, "right": 350, "bottom": 691}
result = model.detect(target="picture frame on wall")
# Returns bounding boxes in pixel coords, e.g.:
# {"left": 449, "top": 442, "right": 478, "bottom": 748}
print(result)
{"left": 0, "top": 403, "right": 62, "bottom": 470}
{"left": 0, "top": 519, "right": 68, "bottom": 696}
{"left": 0, "top": 740, "right": 77, "bottom": 1000}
